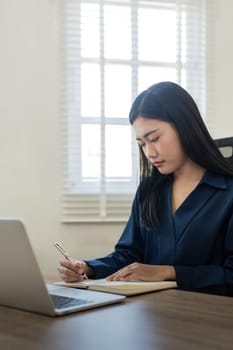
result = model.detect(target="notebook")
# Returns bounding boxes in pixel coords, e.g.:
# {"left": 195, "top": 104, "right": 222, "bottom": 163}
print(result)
{"left": 0, "top": 219, "right": 125, "bottom": 316}
{"left": 54, "top": 279, "right": 177, "bottom": 296}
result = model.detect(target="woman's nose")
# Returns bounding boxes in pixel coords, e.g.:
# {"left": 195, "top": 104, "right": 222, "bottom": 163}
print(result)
{"left": 145, "top": 143, "right": 158, "bottom": 159}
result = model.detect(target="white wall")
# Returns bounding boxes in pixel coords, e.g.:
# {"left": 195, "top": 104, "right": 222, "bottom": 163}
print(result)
{"left": 0, "top": 0, "right": 232, "bottom": 275}
{"left": 215, "top": 0, "right": 233, "bottom": 137}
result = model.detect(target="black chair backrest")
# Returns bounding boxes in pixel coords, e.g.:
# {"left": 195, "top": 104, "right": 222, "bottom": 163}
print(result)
{"left": 215, "top": 137, "right": 233, "bottom": 164}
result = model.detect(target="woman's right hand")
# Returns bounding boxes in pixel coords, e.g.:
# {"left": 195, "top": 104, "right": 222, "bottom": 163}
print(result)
{"left": 57, "top": 259, "right": 88, "bottom": 282}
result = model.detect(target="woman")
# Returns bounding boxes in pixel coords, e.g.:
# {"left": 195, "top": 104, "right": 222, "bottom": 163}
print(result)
{"left": 58, "top": 81, "right": 233, "bottom": 296}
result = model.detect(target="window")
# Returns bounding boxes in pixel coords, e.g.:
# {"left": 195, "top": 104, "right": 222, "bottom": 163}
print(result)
{"left": 62, "top": 0, "right": 216, "bottom": 222}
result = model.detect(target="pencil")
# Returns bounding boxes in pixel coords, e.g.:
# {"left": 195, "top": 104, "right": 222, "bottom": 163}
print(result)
{"left": 53, "top": 242, "right": 88, "bottom": 279}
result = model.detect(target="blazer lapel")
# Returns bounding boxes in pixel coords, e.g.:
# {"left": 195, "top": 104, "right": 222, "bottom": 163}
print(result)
{"left": 157, "top": 182, "right": 176, "bottom": 265}
{"left": 173, "top": 172, "right": 227, "bottom": 242}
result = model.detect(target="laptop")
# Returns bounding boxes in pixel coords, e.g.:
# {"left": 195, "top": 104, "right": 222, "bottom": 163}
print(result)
{"left": 0, "top": 219, "right": 125, "bottom": 316}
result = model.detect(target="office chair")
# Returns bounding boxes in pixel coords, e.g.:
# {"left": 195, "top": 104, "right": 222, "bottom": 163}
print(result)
{"left": 215, "top": 137, "right": 233, "bottom": 164}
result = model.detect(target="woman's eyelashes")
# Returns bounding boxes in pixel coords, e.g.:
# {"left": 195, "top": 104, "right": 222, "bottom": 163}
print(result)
{"left": 137, "top": 137, "right": 159, "bottom": 148}
{"left": 150, "top": 136, "right": 159, "bottom": 143}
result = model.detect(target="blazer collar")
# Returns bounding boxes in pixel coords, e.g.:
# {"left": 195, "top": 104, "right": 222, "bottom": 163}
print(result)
{"left": 200, "top": 171, "right": 227, "bottom": 190}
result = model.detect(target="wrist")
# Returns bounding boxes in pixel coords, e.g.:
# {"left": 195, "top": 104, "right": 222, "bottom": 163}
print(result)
{"left": 84, "top": 263, "right": 95, "bottom": 278}
{"left": 166, "top": 265, "right": 176, "bottom": 280}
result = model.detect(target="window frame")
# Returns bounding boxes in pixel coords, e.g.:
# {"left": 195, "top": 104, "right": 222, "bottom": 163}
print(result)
{"left": 61, "top": 0, "right": 216, "bottom": 223}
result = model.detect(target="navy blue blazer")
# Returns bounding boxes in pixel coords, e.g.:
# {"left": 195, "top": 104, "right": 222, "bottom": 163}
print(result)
{"left": 86, "top": 171, "right": 233, "bottom": 296}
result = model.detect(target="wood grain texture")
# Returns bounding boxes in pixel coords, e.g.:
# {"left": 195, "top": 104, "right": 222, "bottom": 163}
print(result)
{"left": 0, "top": 289, "right": 233, "bottom": 350}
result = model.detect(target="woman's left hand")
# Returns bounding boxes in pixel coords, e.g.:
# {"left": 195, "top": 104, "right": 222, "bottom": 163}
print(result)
{"left": 106, "top": 262, "right": 176, "bottom": 282}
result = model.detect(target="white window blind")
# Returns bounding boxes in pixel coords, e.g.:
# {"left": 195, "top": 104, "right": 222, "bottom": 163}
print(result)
{"left": 61, "top": 0, "right": 216, "bottom": 222}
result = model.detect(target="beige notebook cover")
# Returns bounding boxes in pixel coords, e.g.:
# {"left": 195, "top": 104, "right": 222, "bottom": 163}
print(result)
{"left": 54, "top": 279, "right": 177, "bottom": 296}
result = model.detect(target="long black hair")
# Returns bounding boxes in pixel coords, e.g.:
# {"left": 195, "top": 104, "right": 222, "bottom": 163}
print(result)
{"left": 129, "top": 81, "right": 233, "bottom": 229}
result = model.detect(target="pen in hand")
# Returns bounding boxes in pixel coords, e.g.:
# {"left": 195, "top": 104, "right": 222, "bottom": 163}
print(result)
{"left": 53, "top": 242, "right": 88, "bottom": 279}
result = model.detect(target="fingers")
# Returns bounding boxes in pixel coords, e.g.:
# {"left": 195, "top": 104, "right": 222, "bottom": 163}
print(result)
{"left": 57, "top": 266, "right": 80, "bottom": 282}
{"left": 107, "top": 264, "right": 136, "bottom": 281}
{"left": 107, "top": 264, "right": 175, "bottom": 282}
{"left": 60, "top": 259, "right": 83, "bottom": 273}
{"left": 57, "top": 259, "right": 86, "bottom": 282}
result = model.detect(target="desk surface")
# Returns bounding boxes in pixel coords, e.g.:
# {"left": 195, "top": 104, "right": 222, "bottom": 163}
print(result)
{"left": 0, "top": 288, "right": 233, "bottom": 350}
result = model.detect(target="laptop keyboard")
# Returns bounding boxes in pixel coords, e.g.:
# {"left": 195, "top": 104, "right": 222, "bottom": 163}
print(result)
{"left": 51, "top": 294, "right": 91, "bottom": 309}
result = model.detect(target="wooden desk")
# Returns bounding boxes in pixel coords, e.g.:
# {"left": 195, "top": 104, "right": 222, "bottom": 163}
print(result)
{"left": 0, "top": 289, "right": 233, "bottom": 350}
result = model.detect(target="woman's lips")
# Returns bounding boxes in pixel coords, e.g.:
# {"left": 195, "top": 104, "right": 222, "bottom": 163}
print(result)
{"left": 153, "top": 161, "right": 164, "bottom": 168}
